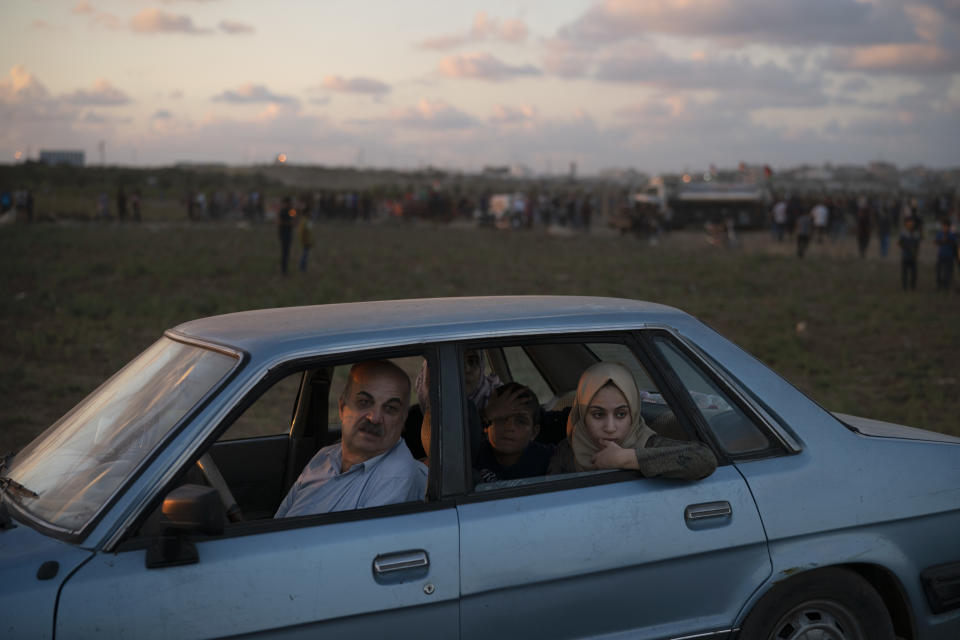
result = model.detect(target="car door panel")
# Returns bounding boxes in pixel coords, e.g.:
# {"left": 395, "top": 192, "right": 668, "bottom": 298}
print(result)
{"left": 56, "top": 509, "right": 459, "bottom": 639}
{"left": 458, "top": 467, "right": 769, "bottom": 640}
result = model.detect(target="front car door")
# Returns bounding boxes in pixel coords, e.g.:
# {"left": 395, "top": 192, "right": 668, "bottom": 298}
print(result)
{"left": 56, "top": 509, "right": 459, "bottom": 639}
{"left": 55, "top": 347, "right": 461, "bottom": 639}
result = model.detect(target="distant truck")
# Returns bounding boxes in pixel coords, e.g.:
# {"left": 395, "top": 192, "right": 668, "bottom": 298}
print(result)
{"left": 621, "top": 179, "right": 771, "bottom": 231}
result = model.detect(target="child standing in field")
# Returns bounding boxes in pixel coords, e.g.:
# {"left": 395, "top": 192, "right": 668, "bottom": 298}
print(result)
{"left": 795, "top": 207, "right": 813, "bottom": 258}
{"left": 934, "top": 218, "right": 958, "bottom": 291}
{"left": 297, "top": 209, "right": 314, "bottom": 273}
{"left": 898, "top": 218, "right": 921, "bottom": 291}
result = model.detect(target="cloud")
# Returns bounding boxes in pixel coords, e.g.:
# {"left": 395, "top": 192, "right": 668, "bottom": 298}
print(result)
{"left": 416, "top": 11, "right": 528, "bottom": 50}
{"left": 218, "top": 20, "right": 254, "bottom": 35}
{"left": 438, "top": 53, "right": 540, "bottom": 80}
{"left": 838, "top": 76, "right": 872, "bottom": 93}
{"left": 360, "top": 99, "right": 477, "bottom": 130}
{"left": 471, "top": 12, "right": 527, "bottom": 43}
{"left": 80, "top": 111, "right": 132, "bottom": 125}
{"left": 592, "top": 47, "right": 824, "bottom": 106}
{"left": 152, "top": 109, "right": 173, "bottom": 119}
{"left": 212, "top": 83, "right": 299, "bottom": 105}
{"left": 130, "top": 8, "right": 212, "bottom": 34}
{"left": 31, "top": 19, "right": 54, "bottom": 30}
{"left": 63, "top": 79, "right": 132, "bottom": 106}
{"left": 614, "top": 95, "right": 744, "bottom": 133}
{"left": 545, "top": 0, "right": 960, "bottom": 82}
{"left": 418, "top": 34, "right": 469, "bottom": 51}
{"left": 0, "top": 65, "right": 54, "bottom": 106}
{"left": 489, "top": 104, "right": 538, "bottom": 124}
{"left": 72, "top": 1, "right": 94, "bottom": 15}
{"left": 93, "top": 12, "right": 123, "bottom": 29}
{"left": 829, "top": 43, "right": 960, "bottom": 74}
{"left": 321, "top": 75, "right": 391, "bottom": 95}
{"left": 554, "top": 0, "right": 914, "bottom": 48}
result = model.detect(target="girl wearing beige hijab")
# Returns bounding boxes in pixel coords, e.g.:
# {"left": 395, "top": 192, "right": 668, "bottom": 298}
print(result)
{"left": 548, "top": 362, "right": 717, "bottom": 479}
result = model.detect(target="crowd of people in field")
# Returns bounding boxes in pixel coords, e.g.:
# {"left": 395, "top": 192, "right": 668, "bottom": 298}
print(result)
{"left": 181, "top": 185, "right": 603, "bottom": 232}
{"left": 770, "top": 192, "right": 960, "bottom": 290}
{"left": 4, "top": 179, "right": 958, "bottom": 291}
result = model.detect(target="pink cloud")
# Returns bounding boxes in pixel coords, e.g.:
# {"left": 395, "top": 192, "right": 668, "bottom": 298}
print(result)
{"left": 489, "top": 104, "right": 538, "bottom": 124}
{"left": 219, "top": 20, "right": 254, "bottom": 35}
{"left": 72, "top": 1, "right": 94, "bottom": 15}
{"left": 63, "top": 79, "right": 132, "bottom": 106}
{"left": 438, "top": 53, "right": 540, "bottom": 80}
{"left": 130, "top": 8, "right": 212, "bottom": 34}
{"left": 0, "top": 65, "right": 52, "bottom": 103}
{"left": 321, "top": 75, "right": 391, "bottom": 95}
{"left": 212, "top": 83, "right": 299, "bottom": 106}
{"left": 831, "top": 43, "right": 960, "bottom": 73}
{"left": 379, "top": 99, "right": 476, "bottom": 130}
{"left": 416, "top": 11, "right": 529, "bottom": 50}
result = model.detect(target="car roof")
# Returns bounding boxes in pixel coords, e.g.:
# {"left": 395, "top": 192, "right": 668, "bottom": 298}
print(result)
{"left": 168, "top": 296, "right": 688, "bottom": 358}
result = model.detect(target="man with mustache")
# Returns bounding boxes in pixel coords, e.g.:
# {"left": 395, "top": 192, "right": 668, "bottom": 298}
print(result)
{"left": 275, "top": 360, "right": 427, "bottom": 518}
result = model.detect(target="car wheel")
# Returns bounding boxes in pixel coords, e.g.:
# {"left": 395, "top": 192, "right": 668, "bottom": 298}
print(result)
{"left": 739, "top": 567, "right": 894, "bottom": 640}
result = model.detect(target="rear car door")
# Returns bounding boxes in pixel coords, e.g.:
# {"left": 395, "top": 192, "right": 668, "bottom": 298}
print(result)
{"left": 458, "top": 469, "right": 767, "bottom": 640}
{"left": 455, "top": 335, "right": 773, "bottom": 640}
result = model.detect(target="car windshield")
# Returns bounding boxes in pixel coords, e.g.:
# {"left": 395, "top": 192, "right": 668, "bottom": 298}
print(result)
{"left": 2, "top": 337, "right": 237, "bottom": 533}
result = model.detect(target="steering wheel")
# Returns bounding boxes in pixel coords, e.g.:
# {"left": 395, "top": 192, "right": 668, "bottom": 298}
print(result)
{"left": 196, "top": 453, "right": 243, "bottom": 523}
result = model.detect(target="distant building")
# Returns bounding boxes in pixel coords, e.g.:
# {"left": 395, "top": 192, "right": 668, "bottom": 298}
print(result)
{"left": 39, "top": 150, "right": 85, "bottom": 167}
{"left": 481, "top": 165, "right": 511, "bottom": 177}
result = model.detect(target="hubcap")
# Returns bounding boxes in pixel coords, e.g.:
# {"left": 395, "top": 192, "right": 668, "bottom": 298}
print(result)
{"left": 770, "top": 599, "right": 864, "bottom": 640}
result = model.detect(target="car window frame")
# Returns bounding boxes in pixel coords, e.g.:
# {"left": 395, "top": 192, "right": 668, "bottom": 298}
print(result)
{"left": 450, "top": 330, "right": 725, "bottom": 503}
{"left": 636, "top": 328, "right": 797, "bottom": 460}
{"left": 117, "top": 344, "right": 449, "bottom": 548}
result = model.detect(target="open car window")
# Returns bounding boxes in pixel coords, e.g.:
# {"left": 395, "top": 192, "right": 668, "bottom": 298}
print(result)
{"left": 131, "top": 353, "right": 436, "bottom": 543}
{"left": 219, "top": 372, "right": 303, "bottom": 441}
{"left": 465, "top": 338, "right": 696, "bottom": 494}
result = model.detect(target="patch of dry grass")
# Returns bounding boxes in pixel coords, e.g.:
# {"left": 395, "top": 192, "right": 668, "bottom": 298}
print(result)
{"left": 1, "top": 220, "right": 958, "bottom": 453}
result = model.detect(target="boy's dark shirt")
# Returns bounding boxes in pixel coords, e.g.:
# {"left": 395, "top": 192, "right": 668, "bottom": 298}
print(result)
{"left": 899, "top": 231, "right": 921, "bottom": 261}
{"left": 475, "top": 439, "right": 555, "bottom": 482}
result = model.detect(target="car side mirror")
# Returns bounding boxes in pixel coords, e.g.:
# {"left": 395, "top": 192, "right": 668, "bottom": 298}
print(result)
{"left": 146, "top": 484, "right": 225, "bottom": 569}
{"left": 162, "top": 484, "right": 225, "bottom": 535}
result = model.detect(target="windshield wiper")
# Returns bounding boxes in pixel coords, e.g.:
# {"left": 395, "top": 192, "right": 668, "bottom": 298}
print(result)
{"left": 0, "top": 476, "right": 39, "bottom": 499}
{"left": 0, "top": 454, "right": 40, "bottom": 500}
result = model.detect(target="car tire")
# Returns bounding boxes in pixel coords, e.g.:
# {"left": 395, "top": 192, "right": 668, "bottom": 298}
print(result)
{"left": 738, "top": 567, "right": 895, "bottom": 640}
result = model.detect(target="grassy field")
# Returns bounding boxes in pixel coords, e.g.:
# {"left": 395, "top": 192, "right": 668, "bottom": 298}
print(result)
{"left": 1, "top": 219, "right": 958, "bottom": 453}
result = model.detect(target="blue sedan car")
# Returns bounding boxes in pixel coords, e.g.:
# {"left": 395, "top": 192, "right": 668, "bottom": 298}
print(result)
{"left": 1, "top": 297, "right": 958, "bottom": 639}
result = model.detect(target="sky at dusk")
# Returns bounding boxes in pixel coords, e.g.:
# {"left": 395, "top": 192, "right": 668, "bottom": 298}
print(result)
{"left": 1, "top": 0, "right": 959, "bottom": 174}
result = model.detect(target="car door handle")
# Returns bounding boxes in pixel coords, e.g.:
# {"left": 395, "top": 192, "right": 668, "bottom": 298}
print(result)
{"left": 373, "top": 550, "right": 429, "bottom": 575}
{"left": 685, "top": 501, "right": 732, "bottom": 521}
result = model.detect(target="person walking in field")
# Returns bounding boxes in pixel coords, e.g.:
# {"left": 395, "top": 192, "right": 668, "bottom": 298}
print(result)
{"left": 297, "top": 208, "right": 314, "bottom": 273}
{"left": 811, "top": 200, "right": 829, "bottom": 244}
{"left": 277, "top": 196, "right": 296, "bottom": 276}
{"left": 795, "top": 206, "right": 813, "bottom": 258}
{"left": 934, "top": 218, "right": 958, "bottom": 291}
{"left": 856, "top": 197, "right": 872, "bottom": 258}
{"left": 771, "top": 197, "right": 787, "bottom": 242}
{"left": 898, "top": 218, "right": 921, "bottom": 291}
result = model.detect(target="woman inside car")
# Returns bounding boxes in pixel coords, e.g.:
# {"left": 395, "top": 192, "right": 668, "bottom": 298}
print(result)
{"left": 548, "top": 362, "right": 717, "bottom": 479}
